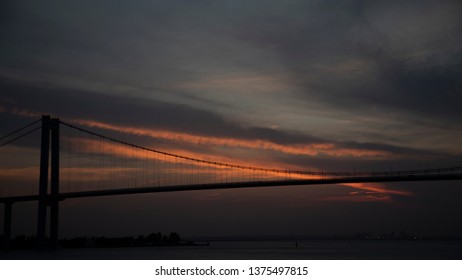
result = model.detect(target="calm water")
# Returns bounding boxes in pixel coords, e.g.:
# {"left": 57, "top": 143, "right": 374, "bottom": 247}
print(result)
{"left": 2, "top": 240, "right": 462, "bottom": 260}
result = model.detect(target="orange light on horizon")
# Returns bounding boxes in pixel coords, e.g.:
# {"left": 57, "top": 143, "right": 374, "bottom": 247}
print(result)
{"left": 342, "top": 183, "right": 412, "bottom": 196}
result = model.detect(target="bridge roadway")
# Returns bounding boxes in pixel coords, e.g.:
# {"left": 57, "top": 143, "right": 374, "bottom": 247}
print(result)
{"left": 2, "top": 173, "right": 462, "bottom": 203}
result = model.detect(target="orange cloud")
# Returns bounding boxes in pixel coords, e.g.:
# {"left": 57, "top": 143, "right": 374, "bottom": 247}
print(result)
{"left": 342, "top": 183, "right": 412, "bottom": 196}
{"left": 325, "top": 194, "right": 391, "bottom": 202}
{"left": 323, "top": 183, "right": 411, "bottom": 203}
{"left": 72, "top": 118, "right": 391, "bottom": 159}
{"left": 9, "top": 107, "right": 43, "bottom": 118}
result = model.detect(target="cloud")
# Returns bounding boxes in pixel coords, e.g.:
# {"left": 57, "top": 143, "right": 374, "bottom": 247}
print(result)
{"left": 2, "top": 0, "right": 461, "bottom": 152}
{"left": 72, "top": 118, "right": 392, "bottom": 159}
{"left": 343, "top": 182, "right": 412, "bottom": 196}
{"left": 261, "top": 1, "right": 462, "bottom": 123}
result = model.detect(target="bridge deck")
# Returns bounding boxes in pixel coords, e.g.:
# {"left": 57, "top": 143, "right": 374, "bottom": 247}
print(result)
{"left": 1, "top": 173, "right": 462, "bottom": 203}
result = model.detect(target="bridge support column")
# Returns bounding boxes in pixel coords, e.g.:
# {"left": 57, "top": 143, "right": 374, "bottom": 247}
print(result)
{"left": 36, "top": 115, "right": 60, "bottom": 249}
{"left": 37, "top": 115, "right": 50, "bottom": 249}
{"left": 50, "top": 118, "right": 60, "bottom": 249}
{"left": 3, "top": 202, "right": 12, "bottom": 250}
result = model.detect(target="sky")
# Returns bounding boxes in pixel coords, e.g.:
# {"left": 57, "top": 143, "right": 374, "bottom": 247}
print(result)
{"left": 1, "top": 0, "right": 462, "bottom": 238}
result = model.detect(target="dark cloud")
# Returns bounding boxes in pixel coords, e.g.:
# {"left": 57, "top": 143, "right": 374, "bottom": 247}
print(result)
{"left": 1, "top": 0, "right": 461, "bottom": 168}
{"left": 0, "top": 79, "right": 302, "bottom": 152}
{"left": 232, "top": 0, "right": 462, "bottom": 123}
{"left": 3, "top": 0, "right": 461, "bottom": 128}
{"left": 0, "top": 77, "right": 294, "bottom": 142}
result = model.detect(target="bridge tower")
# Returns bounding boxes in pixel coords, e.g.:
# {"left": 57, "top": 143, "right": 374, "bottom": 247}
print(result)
{"left": 36, "top": 115, "right": 60, "bottom": 249}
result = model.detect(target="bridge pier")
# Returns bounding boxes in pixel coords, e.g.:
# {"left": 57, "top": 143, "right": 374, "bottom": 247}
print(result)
{"left": 36, "top": 116, "right": 50, "bottom": 249}
{"left": 50, "top": 117, "right": 60, "bottom": 249}
{"left": 3, "top": 202, "right": 12, "bottom": 250}
{"left": 36, "top": 115, "right": 60, "bottom": 249}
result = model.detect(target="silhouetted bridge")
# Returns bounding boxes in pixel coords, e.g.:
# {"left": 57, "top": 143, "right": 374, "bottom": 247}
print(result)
{"left": 1, "top": 116, "right": 462, "bottom": 249}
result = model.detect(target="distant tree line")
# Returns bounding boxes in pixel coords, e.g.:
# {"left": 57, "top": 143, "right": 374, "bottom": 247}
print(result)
{"left": 1, "top": 232, "right": 184, "bottom": 250}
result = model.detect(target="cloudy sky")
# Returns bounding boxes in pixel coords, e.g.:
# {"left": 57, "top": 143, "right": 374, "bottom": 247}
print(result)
{"left": 1, "top": 0, "right": 462, "bottom": 238}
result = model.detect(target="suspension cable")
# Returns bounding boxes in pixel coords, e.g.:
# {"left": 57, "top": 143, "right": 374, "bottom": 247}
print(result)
{"left": 0, "top": 126, "right": 41, "bottom": 148}
{"left": 59, "top": 119, "right": 462, "bottom": 178}
{"left": 0, "top": 119, "right": 41, "bottom": 141}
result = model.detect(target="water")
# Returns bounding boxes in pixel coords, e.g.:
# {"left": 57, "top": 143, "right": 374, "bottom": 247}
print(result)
{"left": 2, "top": 240, "right": 462, "bottom": 259}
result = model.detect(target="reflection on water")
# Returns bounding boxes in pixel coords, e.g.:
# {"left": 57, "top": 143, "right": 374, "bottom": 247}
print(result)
{"left": 2, "top": 240, "right": 462, "bottom": 260}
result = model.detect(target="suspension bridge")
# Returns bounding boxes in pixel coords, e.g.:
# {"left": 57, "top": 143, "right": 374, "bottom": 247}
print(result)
{"left": 1, "top": 115, "right": 462, "bottom": 249}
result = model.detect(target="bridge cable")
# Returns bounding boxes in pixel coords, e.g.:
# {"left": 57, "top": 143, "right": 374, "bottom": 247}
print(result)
{"left": 59, "top": 120, "right": 462, "bottom": 178}
{"left": 0, "top": 118, "right": 41, "bottom": 141}
{"left": 0, "top": 126, "right": 41, "bottom": 148}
